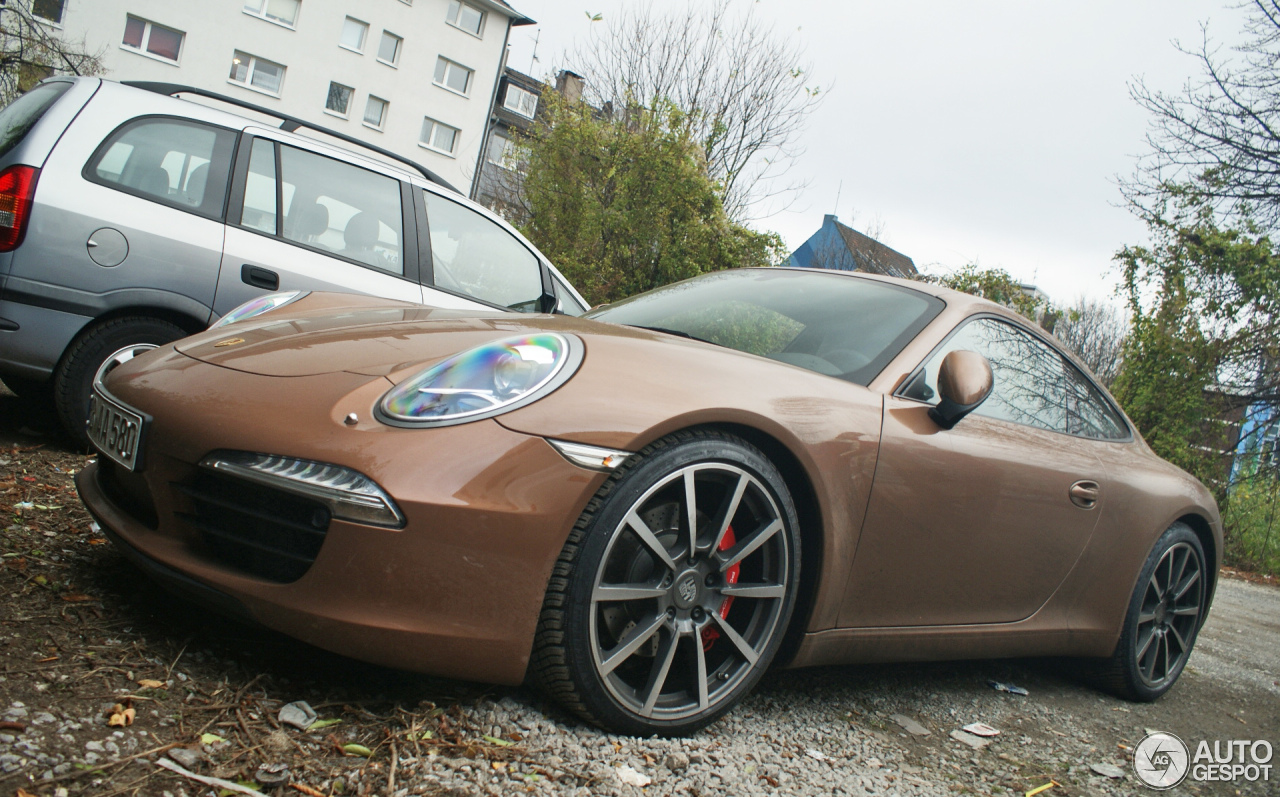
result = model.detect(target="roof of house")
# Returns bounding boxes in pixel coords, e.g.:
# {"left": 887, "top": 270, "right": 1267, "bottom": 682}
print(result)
{"left": 479, "top": 0, "right": 535, "bottom": 26}
{"left": 490, "top": 67, "right": 546, "bottom": 132}
{"left": 830, "top": 218, "right": 918, "bottom": 279}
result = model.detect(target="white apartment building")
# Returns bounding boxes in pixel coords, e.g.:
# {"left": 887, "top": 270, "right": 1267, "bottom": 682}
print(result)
{"left": 43, "top": 0, "right": 532, "bottom": 193}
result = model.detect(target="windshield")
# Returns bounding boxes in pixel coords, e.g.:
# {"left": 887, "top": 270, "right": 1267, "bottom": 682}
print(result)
{"left": 588, "top": 269, "right": 944, "bottom": 386}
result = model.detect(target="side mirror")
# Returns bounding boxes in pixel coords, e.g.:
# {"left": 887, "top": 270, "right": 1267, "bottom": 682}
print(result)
{"left": 928, "top": 350, "right": 993, "bottom": 430}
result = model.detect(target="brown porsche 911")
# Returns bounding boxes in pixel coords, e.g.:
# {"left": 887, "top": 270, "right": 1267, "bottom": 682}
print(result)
{"left": 75, "top": 268, "right": 1220, "bottom": 736}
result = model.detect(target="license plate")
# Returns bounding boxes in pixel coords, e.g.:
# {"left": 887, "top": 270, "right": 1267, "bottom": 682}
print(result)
{"left": 87, "top": 388, "right": 147, "bottom": 471}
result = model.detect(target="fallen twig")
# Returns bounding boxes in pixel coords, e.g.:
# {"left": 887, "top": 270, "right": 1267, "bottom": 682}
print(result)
{"left": 156, "top": 756, "right": 260, "bottom": 795}
{"left": 388, "top": 740, "right": 397, "bottom": 793}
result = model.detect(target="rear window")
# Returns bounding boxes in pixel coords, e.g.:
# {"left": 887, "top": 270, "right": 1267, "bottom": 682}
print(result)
{"left": 84, "top": 117, "right": 237, "bottom": 220}
{"left": 0, "top": 82, "right": 71, "bottom": 159}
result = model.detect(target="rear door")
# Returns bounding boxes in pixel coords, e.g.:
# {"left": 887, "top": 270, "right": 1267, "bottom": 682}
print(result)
{"left": 215, "top": 134, "right": 463, "bottom": 315}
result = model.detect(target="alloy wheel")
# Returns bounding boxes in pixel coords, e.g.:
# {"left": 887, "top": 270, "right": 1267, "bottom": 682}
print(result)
{"left": 1134, "top": 541, "right": 1203, "bottom": 687}
{"left": 588, "top": 462, "right": 791, "bottom": 721}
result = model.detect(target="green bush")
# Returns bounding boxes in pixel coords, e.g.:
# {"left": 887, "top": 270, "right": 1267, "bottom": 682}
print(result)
{"left": 1223, "top": 469, "right": 1280, "bottom": 577}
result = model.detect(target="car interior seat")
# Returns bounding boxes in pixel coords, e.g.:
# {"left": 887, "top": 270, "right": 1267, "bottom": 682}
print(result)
{"left": 292, "top": 202, "right": 330, "bottom": 247}
{"left": 182, "top": 162, "right": 209, "bottom": 207}
{"left": 342, "top": 211, "right": 382, "bottom": 269}
{"left": 135, "top": 166, "right": 171, "bottom": 198}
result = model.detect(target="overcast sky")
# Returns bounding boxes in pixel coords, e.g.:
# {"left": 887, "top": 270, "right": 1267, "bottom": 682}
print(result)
{"left": 504, "top": 0, "right": 1252, "bottom": 307}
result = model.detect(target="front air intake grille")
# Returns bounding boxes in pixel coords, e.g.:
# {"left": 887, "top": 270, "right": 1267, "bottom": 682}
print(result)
{"left": 96, "top": 459, "right": 159, "bottom": 530}
{"left": 174, "top": 470, "right": 331, "bottom": 583}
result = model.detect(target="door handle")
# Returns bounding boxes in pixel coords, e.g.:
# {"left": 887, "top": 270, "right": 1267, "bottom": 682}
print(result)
{"left": 241, "top": 264, "right": 279, "bottom": 291}
{"left": 1069, "top": 480, "right": 1100, "bottom": 509}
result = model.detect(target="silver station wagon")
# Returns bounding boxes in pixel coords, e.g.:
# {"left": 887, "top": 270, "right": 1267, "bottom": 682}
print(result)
{"left": 0, "top": 77, "right": 586, "bottom": 443}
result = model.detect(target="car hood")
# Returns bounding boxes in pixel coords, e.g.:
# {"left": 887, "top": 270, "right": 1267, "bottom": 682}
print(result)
{"left": 176, "top": 295, "right": 670, "bottom": 378}
{"left": 167, "top": 293, "right": 887, "bottom": 457}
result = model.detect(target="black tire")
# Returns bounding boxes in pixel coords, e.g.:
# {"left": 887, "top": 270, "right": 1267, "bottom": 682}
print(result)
{"left": 54, "top": 317, "right": 185, "bottom": 448}
{"left": 531, "top": 429, "right": 801, "bottom": 736}
{"left": 1093, "top": 522, "right": 1207, "bottom": 701}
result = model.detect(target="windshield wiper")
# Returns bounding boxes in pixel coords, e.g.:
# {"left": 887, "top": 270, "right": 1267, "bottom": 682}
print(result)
{"left": 625, "top": 325, "right": 721, "bottom": 347}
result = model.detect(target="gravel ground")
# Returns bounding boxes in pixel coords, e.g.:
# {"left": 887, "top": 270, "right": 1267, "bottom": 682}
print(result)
{"left": 0, "top": 387, "right": 1276, "bottom": 797}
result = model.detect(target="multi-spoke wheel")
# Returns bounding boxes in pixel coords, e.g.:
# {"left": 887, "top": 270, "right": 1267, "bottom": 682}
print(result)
{"left": 533, "top": 430, "right": 800, "bottom": 736}
{"left": 1095, "top": 522, "right": 1207, "bottom": 701}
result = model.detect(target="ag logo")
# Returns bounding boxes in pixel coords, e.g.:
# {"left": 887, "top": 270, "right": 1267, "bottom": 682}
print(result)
{"left": 213, "top": 337, "right": 245, "bottom": 348}
{"left": 1135, "top": 731, "right": 1190, "bottom": 789}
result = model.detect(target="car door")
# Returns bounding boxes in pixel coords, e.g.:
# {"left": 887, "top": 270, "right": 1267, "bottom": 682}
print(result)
{"left": 214, "top": 135, "right": 455, "bottom": 315}
{"left": 838, "top": 316, "right": 1109, "bottom": 628}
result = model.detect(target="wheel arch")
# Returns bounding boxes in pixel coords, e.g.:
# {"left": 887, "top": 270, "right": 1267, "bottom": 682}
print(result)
{"left": 55, "top": 304, "right": 207, "bottom": 372}
{"left": 1175, "top": 511, "right": 1219, "bottom": 623}
{"left": 82, "top": 304, "right": 208, "bottom": 337}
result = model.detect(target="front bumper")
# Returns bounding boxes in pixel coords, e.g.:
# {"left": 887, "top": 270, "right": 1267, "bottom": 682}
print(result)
{"left": 75, "top": 362, "right": 606, "bottom": 685}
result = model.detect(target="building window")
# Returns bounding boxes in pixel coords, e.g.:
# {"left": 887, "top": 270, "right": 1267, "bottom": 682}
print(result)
{"left": 243, "top": 0, "right": 300, "bottom": 28}
{"left": 121, "top": 16, "right": 184, "bottom": 63}
{"left": 420, "top": 117, "right": 458, "bottom": 155}
{"left": 32, "top": 0, "right": 65, "bottom": 25}
{"left": 445, "top": 1, "right": 485, "bottom": 37}
{"left": 363, "top": 96, "right": 388, "bottom": 129}
{"left": 340, "top": 17, "right": 368, "bottom": 52}
{"left": 377, "top": 31, "right": 402, "bottom": 66}
{"left": 503, "top": 84, "right": 538, "bottom": 118}
{"left": 433, "top": 57, "right": 473, "bottom": 96}
{"left": 324, "top": 82, "right": 353, "bottom": 117}
{"left": 229, "top": 51, "right": 285, "bottom": 96}
{"left": 485, "top": 133, "right": 515, "bottom": 168}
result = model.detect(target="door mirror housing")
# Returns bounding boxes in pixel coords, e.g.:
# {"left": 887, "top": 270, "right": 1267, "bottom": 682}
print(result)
{"left": 928, "top": 349, "right": 993, "bottom": 430}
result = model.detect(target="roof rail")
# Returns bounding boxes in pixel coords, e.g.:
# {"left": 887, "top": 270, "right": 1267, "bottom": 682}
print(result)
{"left": 122, "top": 81, "right": 461, "bottom": 195}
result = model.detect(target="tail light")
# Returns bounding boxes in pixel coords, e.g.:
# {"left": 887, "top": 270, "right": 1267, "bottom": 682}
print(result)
{"left": 0, "top": 165, "right": 39, "bottom": 252}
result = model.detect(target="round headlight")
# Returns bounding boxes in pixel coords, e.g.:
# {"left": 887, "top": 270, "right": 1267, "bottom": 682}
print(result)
{"left": 210, "top": 290, "right": 308, "bottom": 329}
{"left": 377, "top": 333, "right": 583, "bottom": 427}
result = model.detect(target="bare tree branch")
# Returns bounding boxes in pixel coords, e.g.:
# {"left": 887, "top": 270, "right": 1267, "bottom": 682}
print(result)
{"left": 1124, "top": 1, "right": 1280, "bottom": 228}
{"left": 561, "top": 0, "right": 824, "bottom": 222}
{"left": 0, "top": 1, "right": 104, "bottom": 106}
{"left": 1052, "top": 297, "right": 1128, "bottom": 387}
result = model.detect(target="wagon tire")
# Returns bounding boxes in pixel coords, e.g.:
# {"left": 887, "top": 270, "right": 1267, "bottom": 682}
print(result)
{"left": 531, "top": 429, "right": 801, "bottom": 736}
{"left": 1092, "top": 522, "right": 1207, "bottom": 702}
{"left": 54, "top": 317, "right": 185, "bottom": 449}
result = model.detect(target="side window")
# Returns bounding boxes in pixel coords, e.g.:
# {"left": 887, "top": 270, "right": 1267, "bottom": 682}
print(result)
{"left": 905, "top": 317, "right": 1070, "bottom": 433}
{"left": 276, "top": 145, "right": 404, "bottom": 275}
{"left": 86, "top": 118, "right": 236, "bottom": 219}
{"left": 1063, "top": 362, "right": 1129, "bottom": 439}
{"left": 553, "top": 274, "right": 587, "bottom": 316}
{"left": 423, "top": 190, "right": 543, "bottom": 311}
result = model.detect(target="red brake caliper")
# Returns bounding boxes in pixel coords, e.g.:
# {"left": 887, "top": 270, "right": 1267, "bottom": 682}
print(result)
{"left": 701, "top": 525, "right": 740, "bottom": 651}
